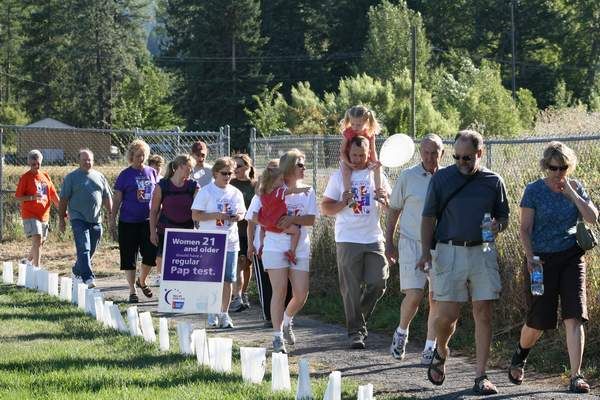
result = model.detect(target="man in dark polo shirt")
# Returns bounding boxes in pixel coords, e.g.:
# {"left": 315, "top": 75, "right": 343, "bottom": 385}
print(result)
{"left": 417, "top": 130, "right": 509, "bottom": 396}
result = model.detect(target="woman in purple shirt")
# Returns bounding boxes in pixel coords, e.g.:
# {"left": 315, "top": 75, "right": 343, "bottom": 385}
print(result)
{"left": 149, "top": 155, "right": 198, "bottom": 283}
{"left": 110, "top": 139, "right": 158, "bottom": 303}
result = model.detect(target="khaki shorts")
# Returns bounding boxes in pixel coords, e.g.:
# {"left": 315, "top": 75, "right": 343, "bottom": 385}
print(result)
{"left": 398, "top": 237, "right": 429, "bottom": 291}
{"left": 23, "top": 218, "right": 49, "bottom": 240}
{"left": 262, "top": 251, "right": 310, "bottom": 272}
{"left": 431, "top": 242, "right": 501, "bottom": 302}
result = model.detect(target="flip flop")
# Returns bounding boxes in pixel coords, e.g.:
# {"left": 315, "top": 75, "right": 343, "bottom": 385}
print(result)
{"left": 427, "top": 348, "right": 446, "bottom": 386}
{"left": 135, "top": 278, "right": 153, "bottom": 298}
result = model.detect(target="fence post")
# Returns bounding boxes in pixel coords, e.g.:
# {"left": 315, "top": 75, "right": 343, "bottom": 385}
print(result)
{"left": 219, "top": 127, "right": 224, "bottom": 157}
{"left": 312, "top": 136, "right": 318, "bottom": 189}
{"left": 225, "top": 125, "right": 231, "bottom": 156}
{"left": 250, "top": 128, "right": 256, "bottom": 162}
{"left": 0, "top": 127, "right": 3, "bottom": 241}
{"left": 486, "top": 143, "right": 492, "bottom": 169}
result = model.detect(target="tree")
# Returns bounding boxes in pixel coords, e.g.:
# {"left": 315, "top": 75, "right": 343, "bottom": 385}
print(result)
{"left": 113, "top": 62, "right": 183, "bottom": 130}
{"left": 361, "top": 0, "right": 430, "bottom": 81}
{"left": 0, "top": 0, "right": 27, "bottom": 103}
{"left": 19, "top": 0, "right": 150, "bottom": 127}
{"left": 160, "top": 0, "right": 270, "bottom": 148}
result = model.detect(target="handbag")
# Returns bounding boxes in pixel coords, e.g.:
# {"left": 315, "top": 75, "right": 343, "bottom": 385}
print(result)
{"left": 576, "top": 218, "right": 597, "bottom": 251}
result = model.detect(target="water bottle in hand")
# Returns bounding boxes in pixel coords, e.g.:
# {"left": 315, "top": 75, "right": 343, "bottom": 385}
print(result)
{"left": 481, "top": 213, "right": 494, "bottom": 252}
{"left": 530, "top": 256, "right": 544, "bottom": 296}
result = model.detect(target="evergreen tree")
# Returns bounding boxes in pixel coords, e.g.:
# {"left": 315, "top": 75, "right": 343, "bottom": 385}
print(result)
{"left": 160, "top": 0, "right": 269, "bottom": 147}
{"left": 20, "top": 0, "right": 150, "bottom": 127}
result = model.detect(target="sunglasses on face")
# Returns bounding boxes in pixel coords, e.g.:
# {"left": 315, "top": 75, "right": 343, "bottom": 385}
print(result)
{"left": 194, "top": 152, "right": 206, "bottom": 158}
{"left": 219, "top": 171, "right": 233, "bottom": 176}
{"left": 452, "top": 154, "right": 475, "bottom": 162}
{"left": 547, "top": 164, "right": 568, "bottom": 171}
{"left": 296, "top": 163, "right": 305, "bottom": 168}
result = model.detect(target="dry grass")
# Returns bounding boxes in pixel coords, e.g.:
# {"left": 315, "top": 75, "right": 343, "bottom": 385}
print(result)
{"left": 0, "top": 235, "right": 123, "bottom": 279}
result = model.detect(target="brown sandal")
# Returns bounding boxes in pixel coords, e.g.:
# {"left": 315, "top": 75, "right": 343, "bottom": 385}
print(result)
{"left": 427, "top": 348, "right": 446, "bottom": 386}
{"left": 135, "top": 278, "right": 153, "bottom": 298}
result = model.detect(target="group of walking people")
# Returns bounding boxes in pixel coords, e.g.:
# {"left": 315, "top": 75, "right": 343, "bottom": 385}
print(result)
{"left": 15, "top": 105, "right": 597, "bottom": 395}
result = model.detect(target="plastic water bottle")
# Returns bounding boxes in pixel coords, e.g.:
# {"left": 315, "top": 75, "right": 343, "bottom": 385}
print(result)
{"left": 481, "top": 213, "right": 494, "bottom": 252}
{"left": 530, "top": 256, "right": 544, "bottom": 296}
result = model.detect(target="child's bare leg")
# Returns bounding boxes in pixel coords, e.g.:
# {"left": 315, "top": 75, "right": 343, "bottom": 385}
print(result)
{"left": 283, "top": 225, "right": 300, "bottom": 263}
{"left": 341, "top": 162, "right": 355, "bottom": 207}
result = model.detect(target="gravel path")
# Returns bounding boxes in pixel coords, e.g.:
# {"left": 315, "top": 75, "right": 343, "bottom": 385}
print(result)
{"left": 97, "top": 276, "right": 597, "bottom": 400}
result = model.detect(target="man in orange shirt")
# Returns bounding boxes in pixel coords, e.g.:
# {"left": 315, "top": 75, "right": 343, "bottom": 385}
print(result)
{"left": 14, "top": 150, "right": 60, "bottom": 267}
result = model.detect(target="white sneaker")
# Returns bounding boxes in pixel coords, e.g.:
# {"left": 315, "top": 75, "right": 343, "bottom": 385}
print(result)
{"left": 273, "top": 336, "right": 287, "bottom": 353}
{"left": 19, "top": 258, "right": 30, "bottom": 266}
{"left": 84, "top": 278, "right": 96, "bottom": 289}
{"left": 390, "top": 330, "right": 408, "bottom": 360}
{"left": 421, "top": 347, "right": 435, "bottom": 365}
{"left": 283, "top": 322, "right": 296, "bottom": 345}
{"left": 207, "top": 313, "right": 219, "bottom": 327}
{"left": 219, "top": 313, "right": 234, "bottom": 329}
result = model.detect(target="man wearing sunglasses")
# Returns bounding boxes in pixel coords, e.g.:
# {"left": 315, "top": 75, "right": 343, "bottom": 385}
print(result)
{"left": 417, "top": 130, "right": 509, "bottom": 396}
{"left": 190, "top": 140, "right": 213, "bottom": 189}
{"left": 321, "top": 135, "right": 391, "bottom": 350}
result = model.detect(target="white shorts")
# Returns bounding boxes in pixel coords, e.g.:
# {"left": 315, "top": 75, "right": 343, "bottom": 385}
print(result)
{"left": 23, "top": 218, "right": 49, "bottom": 240}
{"left": 261, "top": 251, "right": 310, "bottom": 272}
{"left": 398, "top": 237, "right": 429, "bottom": 291}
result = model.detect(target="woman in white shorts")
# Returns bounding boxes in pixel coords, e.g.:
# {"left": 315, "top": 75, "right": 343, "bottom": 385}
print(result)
{"left": 258, "top": 149, "right": 317, "bottom": 353}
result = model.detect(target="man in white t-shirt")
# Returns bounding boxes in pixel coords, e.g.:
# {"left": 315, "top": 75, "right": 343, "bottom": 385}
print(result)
{"left": 385, "top": 133, "right": 444, "bottom": 364}
{"left": 321, "top": 136, "right": 391, "bottom": 349}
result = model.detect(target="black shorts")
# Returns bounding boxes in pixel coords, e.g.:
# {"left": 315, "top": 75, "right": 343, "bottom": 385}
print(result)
{"left": 118, "top": 220, "right": 157, "bottom": 270}
{"left": 526, "top": 245, "right": 587, "bottom": 330}
{"left": 239, "top": 235, "right": 249, "bottom": 259}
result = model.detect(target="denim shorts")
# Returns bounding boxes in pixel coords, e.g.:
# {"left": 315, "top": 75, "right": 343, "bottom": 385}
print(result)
{"left": 224, "top": 251, "right": 238, "bottom": 283}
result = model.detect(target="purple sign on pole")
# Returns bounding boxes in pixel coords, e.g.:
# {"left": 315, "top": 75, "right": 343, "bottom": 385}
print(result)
{"left": 162, "top": 230, "right": 227, "bottom": 283}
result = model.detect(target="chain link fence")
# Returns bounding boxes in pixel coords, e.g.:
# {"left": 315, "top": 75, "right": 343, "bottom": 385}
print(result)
{"left": 250, "top": 129, "right": 600, "bottom": 334}
{"left": 0, "top": 124, "right": 230, "bottom": 241}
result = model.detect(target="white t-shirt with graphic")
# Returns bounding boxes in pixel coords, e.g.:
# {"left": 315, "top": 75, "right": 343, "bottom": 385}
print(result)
{"left": 323, "top": 168, "right": 391, "bottom": 244}
{"left": 191, "top": 182, "right": 246, "bottom": 251}
{"left": 259, "top": 186, "right": 318, "bottom": 258}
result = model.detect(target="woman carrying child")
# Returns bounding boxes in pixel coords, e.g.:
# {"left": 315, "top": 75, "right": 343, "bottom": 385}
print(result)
{"left": 254, "top": 150, "right": 318, "bottom": 353}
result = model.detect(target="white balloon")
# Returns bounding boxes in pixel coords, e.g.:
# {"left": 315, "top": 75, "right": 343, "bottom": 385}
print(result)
{"left": 379, "top": 134, "right": 415, "bottom": 168}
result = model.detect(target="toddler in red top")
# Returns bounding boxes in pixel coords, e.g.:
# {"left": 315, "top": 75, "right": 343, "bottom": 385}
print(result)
{"left": 257, "top": 165, "right": 309, "bottom": 264}
{"left": 339, "top": 105, "right": 385, "bottom": 206}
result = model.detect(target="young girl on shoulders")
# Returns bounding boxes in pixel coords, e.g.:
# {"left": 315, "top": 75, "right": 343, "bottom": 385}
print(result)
{"left": 257, "top": 165, "right": 310, "bottom": 264}
{"left": 339, "top": 105, "right": 384, "bottom": 204}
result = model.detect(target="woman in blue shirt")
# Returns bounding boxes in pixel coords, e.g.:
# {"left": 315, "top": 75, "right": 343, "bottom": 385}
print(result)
{"left": 508, "top": 141, "right": 597, "bottom": 393}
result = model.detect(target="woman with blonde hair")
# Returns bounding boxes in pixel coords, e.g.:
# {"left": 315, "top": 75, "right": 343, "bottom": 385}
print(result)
{"left": 253, "top": 149, "right": 318, "bottom": 353}
{"left": 111, "top": 139, "right": 158, "bottom": 303}
{"left": 508, "top": 141, "right": 598, "bottom": 393}
{"left": 191, "top": 157, "right": 246, "bottom": 329}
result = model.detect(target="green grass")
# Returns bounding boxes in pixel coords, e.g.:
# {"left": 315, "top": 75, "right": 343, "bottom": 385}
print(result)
{"left": 0, "top": 285, "right": 359, "bottom": 400}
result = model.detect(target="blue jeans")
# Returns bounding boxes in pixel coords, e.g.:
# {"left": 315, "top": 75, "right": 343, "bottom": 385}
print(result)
{"left": 71, "top": 219, "right": 102, "bottom": 281}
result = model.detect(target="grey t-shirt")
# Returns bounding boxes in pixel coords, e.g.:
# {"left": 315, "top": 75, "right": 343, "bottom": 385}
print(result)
{"left": 422, "top": 165, "right": 509, "bottom": 242}
{"left": 192, "top": 166, "right": 213, "bottom": 188}
{"left": 60, "top": 169, "right": 112, "bottom": 223}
